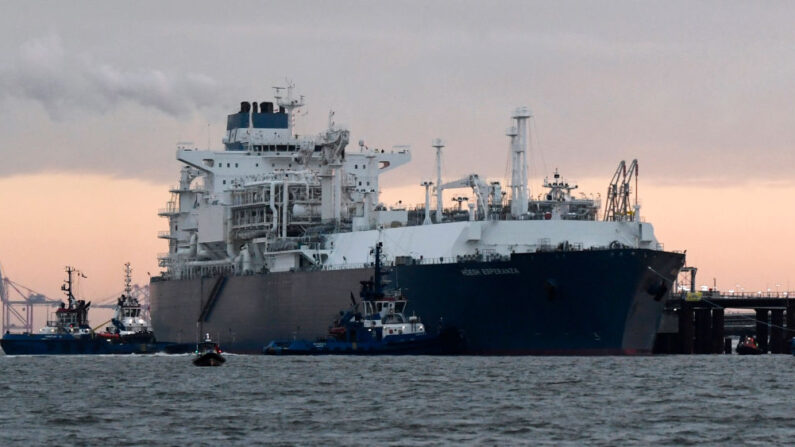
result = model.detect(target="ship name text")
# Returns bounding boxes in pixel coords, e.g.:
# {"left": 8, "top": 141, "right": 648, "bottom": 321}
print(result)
{"left": 460, "top": 268, "right": 520, "bottom": 276}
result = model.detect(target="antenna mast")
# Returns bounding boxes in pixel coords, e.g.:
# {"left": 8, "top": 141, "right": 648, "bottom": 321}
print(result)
{"left": 432, "top": 139, "right": 445, "bottom": 223}
{"left": 273, "top": 81, "right": 305, "bottom": 134}
{"left": 123, "top": 262, "right": 132, "bottom": 296}
{"left": 61, "top": 266, "right": 85, "bottom": 309}
{"left": 509, "top": 107, "right": 532, "bottom": 218}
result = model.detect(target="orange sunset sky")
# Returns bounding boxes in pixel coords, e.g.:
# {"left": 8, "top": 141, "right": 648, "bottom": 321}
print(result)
{"left": 2, "top": 172, "right": 793, "bottom": 303}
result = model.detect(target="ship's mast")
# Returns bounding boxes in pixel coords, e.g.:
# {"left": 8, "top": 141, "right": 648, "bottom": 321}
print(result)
{"left": 123, "top": 262, "right": 132, "bottom": 296}
{"left": 273, "top": 81, "right": 304, "bottom": 135}
{"left": 373, "top": 241, "right": 383, "bottom": 297}
{"left": 61, "top": 266, "right": 85, "bottom": 309}
{"left": 510, "top": 107, "right": 531, "bottom": 218}
{"left": 421, "top": 181, "right": 433, "bottom": 225}
{"left": 432, "top": 138, "right": 445, "bottom": 223}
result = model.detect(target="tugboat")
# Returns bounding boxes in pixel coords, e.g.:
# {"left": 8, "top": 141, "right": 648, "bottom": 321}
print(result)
{"left": 1, "top": 265, "right": 173, "bottom": 355}
{"left": 193, "top": 333, "right": 225, "bottom": 366}
{"left": 736, "top": 335, "right": 762, "bottom": 355}
{"left": 263, "top": 242, "right": 463, "bottom": 355}
{"left": 96, "top": 263, "right": 157, "bottom": 345}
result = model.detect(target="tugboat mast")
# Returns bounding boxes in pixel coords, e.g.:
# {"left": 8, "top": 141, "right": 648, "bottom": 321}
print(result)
{"left": 61, "top": 266, "right": 85, "bottom": 309}
{"left": 373, "top": 242, "right": 383, "bottom": 297}
{"left": 123, "top": 262, "right": 133, "bottom": 296}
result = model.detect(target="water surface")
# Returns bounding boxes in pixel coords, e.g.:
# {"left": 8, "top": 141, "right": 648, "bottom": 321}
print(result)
{"left": 1, "top": 354, "right": 792, "bottom": 446}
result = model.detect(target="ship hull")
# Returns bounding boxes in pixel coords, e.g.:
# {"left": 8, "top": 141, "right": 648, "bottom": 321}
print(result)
{"left": 0, "top": 334, "right": 172, "bottom": 355}
{"left": 150, "top": 248, "right": 684, "bottom": 354}
{"left": 263, "top": 329, "right": 464, "bottom": 356}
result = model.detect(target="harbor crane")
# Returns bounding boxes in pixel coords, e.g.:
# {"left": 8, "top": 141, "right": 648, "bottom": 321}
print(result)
{"left": 0, "top": 264, "right": 61, "bottom": 334}
{"left": 603, "top": 159, "right": 639, "bottom": 222}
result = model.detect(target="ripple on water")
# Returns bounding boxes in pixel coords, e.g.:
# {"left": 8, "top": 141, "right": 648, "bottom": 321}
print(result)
{"left": 1, "top": 355, "right": 795, "bottom": 445}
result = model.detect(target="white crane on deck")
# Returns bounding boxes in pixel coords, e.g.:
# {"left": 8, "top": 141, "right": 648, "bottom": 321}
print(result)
{"left": 437, "top": 174, "right": 490, "bottom": 220}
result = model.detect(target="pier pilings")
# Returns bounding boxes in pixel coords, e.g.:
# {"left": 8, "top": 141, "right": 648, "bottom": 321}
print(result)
{"left": 770, "top": 310, "right": 784, "bottom": 354}
{"left": 711, "top": 309, "right": 724, "bottom": 354}
{"left": 655, "top": 294, "right": 795, "bottom": 354}
{"left": 755, "top": 309, "right": 769, "bottom": 353}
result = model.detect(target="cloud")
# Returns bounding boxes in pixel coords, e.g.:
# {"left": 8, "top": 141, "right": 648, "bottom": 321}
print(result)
{"left": 0, "top": 34, "right": 220, "bottom": 119}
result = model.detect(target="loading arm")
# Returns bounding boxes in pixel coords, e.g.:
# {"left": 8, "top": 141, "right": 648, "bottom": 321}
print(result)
{"left": 437, "top": 174, "right": 489, "bottom": 219}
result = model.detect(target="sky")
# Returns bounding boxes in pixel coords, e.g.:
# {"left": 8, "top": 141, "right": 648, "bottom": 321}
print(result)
{"left": 1, "top": 1, "right": 794, "bottom": 326}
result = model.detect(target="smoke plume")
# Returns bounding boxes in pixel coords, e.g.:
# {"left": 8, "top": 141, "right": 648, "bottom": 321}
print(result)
{"left": 0, "top": 35, "right": 219, "bottom": 119}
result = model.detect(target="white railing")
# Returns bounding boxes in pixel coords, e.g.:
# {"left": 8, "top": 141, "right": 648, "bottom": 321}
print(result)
{"left": 157, "top": 202, "right": 179, "bottom": 215}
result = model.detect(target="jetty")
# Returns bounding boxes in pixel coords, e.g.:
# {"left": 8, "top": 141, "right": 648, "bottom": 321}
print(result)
{"left": 654, "top": 268, "right": 794, "bottom": 354}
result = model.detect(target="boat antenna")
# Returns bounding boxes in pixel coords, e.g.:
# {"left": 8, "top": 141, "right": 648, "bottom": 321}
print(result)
{"left": 123, "top": 262, "right": 132, "bottom": 296}
{"left": 374, "top": 242, "right": 383, "bottom": 297}
{"left": 61, "top": 266, "right": 83, "bottom": 309}
{"left": 61, "top": 266, "right": 74, "bottom": 308}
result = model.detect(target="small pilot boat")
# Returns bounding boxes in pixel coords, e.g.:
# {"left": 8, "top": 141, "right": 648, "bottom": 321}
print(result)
{"left": 736, "top": 335, "right": 762, "bottom": 355}
{"left": 193, "top": 334, "right": 225, "bottom": 366}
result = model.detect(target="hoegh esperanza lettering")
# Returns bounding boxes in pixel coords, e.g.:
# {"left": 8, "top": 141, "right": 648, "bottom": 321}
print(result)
{"left": 461, "top": 268, "right": 520, "bottom": 276}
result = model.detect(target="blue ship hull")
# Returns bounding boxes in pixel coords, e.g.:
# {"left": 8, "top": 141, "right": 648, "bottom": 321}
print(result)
{"left": 395, "top": 249, "right": 684, "bottom": 354}
{"left": 151, "top": 248, "right": 684, "bottom": 354}
{"left": 0, "top": 333, "right": 174, "bottom": 355}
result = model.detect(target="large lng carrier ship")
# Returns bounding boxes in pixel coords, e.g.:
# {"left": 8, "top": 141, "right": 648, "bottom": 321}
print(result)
{"left": 151, "top": 84, "right": 685, "bottom": 354}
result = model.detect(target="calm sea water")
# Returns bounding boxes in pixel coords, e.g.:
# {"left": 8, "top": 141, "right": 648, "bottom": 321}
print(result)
{"left": 0, "top": 354, "right": 793, "bottom": 446}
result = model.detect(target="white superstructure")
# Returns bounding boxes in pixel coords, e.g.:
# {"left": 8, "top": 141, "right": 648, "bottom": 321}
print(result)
{"left": 158, "top": 84, "right": 661, "bottom": 280}
{"left": 108, "top": 263, "right": 151, "bottom": 336}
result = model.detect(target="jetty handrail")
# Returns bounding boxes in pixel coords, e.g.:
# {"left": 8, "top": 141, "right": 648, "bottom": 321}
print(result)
{"left": 676, "top": 290, "right": 792, "bottom": 300}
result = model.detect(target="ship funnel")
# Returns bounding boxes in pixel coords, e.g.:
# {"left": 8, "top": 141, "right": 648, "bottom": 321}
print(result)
{"left": 261, "top": 102, "right": 274, "bottom": 114}
{"left": 252, "top": 102, "right": 259, "bottom": 114}
{"left": 240, "top": 101, "right": 251, "bottom": 113}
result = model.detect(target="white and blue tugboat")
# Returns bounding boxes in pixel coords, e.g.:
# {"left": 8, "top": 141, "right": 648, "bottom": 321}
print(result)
{"left": 96, "top": 263, "right": 157, "bottom": 344}
{"left": 263, "top": 243, "right": 464, "bottom": 355}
